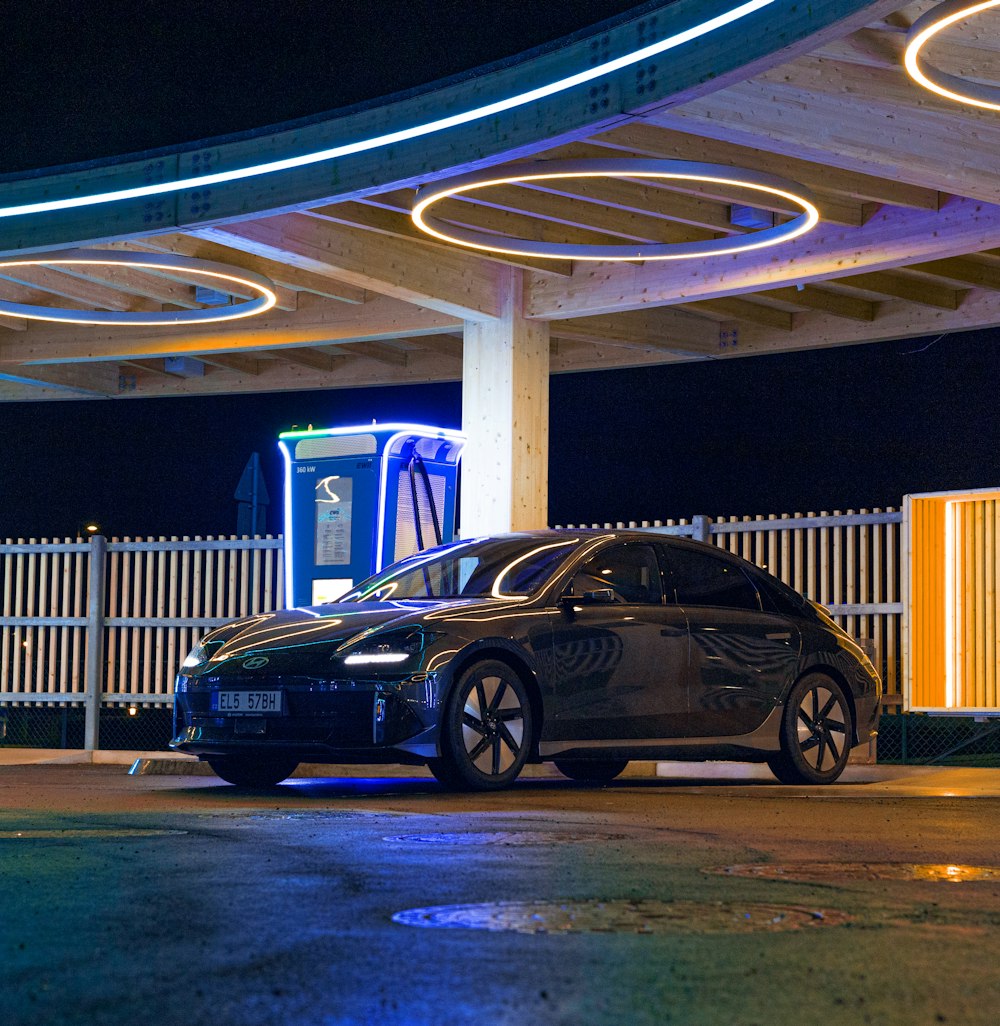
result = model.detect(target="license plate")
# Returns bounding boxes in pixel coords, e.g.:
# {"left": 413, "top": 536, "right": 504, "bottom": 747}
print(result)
{"left": 212, "top": 690, "right": 283, "bottom": 715}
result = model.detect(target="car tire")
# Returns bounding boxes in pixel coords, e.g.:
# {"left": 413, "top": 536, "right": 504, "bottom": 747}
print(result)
{"left": 206, "top": 755, "right": 299, "bottom": 787}
{"left": 432, "top": 660, "right": 532, "bottom": 791}
{"left": 553, "top": 758, "right": 629, "bottom": 783}
{"left": 768, "top": 673, "right": 852, "bottom": 785}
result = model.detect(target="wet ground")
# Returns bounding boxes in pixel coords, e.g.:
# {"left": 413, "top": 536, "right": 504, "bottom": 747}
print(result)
{"left": 2, "top": 760, "right": 999, "bottom": 1025}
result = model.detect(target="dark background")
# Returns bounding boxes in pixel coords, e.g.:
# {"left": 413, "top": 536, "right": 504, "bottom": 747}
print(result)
{"left": 2, "top": 329, "right": 997, "bottom": 539}
{"left": 0, "top": 0, "right": 652, "bottom": 174}
{"left": 1, "top": 1, "right": 998, "bottom": 538}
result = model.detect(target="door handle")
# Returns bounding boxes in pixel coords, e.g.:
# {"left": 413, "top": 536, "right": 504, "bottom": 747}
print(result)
{"left": 766, "top": 632, "right": 792, "bottom": 641}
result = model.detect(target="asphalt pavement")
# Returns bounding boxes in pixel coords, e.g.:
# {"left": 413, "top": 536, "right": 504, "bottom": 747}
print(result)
{"left": 2, "top": 753, "right": 999, "bottom": 1026}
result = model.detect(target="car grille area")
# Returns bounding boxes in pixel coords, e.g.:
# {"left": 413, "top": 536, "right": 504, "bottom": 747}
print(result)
{"left": 174, "top": 678, "right": 423, "bottom": 750}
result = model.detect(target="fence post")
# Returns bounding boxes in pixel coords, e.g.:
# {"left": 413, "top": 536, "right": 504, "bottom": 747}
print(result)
{"left": 84, "top": 535, "right": 108, "bottom": 751}
{"left": 692, "top": 515, "right": 713, "bottom": 544}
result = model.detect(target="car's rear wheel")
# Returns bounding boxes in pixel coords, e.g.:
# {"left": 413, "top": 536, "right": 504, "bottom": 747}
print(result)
{"left": 206, "top": 755, "right": 299, "bottom": 787}
{"left": 553, "top": 758, "right": 629, "bottom": 783}
{"left": 768, "top": 673, "right": 852, "bottom": 785}
{"left": 430, "top": 660, "right": 532, "bottom": 791}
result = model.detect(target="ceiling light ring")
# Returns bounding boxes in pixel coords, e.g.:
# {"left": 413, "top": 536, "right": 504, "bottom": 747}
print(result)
{"left": 0, "top": 249, "right": 277, "bottom": 326}
{"left": 411, "top": 159, "right": 819, "bottom": 261}
{"left": 904, "top": 0, "right": 1000, "bottom": 110}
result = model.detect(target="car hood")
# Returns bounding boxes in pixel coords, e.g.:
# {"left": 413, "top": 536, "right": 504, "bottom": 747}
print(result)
{"left": 189, "top": 597, "right": 524, "bottom": 673}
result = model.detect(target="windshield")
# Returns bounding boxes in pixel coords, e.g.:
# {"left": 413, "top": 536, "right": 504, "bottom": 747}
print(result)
{"left": 342, "top": 537, "right": 582, "bottom": 601}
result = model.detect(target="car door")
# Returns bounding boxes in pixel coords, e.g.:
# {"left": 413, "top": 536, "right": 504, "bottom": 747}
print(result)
{"left": 661, "top": 543, "right": 801, "bottom": 737}
{"left": 546, "top": 541, "right": 690, "bottom": 742}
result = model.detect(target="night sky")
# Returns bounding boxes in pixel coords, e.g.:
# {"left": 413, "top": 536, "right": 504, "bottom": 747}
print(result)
{"left": 0, "top": 0, "right": 651, "bottom": 173}
{"left": 2, "top": 1, "right": 999, "bottom": 539}
{"left": 2, "top": 329, "right": 999, "bottom": 540}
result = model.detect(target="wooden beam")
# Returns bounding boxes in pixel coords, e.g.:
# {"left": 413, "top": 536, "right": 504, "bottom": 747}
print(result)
{"left": 197, "top": 353, "right": 261, "bottom": 375}
{"left": 554, "top": 308, "right": 719, "bottom": 354}
{"left": 549, "top": 338, "right": 690, "bottom": 373}
{"left": 120, "top": 358, "right": 176, "bottom": 378}
{"left": 193, "top": 213, "right": 505, "bottom": 321}
{"left": 401, "top": 190, "right": 700, "bottom": 247}
{"left": 0, "top": 362, "right": 120, "bottom": 396}
{"left": 0, "top": 293, "right": 459, "bottom": 363}
{"left": 902, "top": 257, "right": 1000, "bottom": 292}
{"left": 306, "top": 201, "right": 574, "bottom": 277}
{"left": 445, "top": 181, "right": 726, "bottom": 242}
{"left": 829, "top": 271, "right": 961, "bottom": 310}
{"left": 755, "top": 285, "right": 876, "bottom": 321}
{"left": 811, "top": 27, "right": 904, "bottom": 73}
{"left": 728, "top": 287, "right": 1000, "bottom": 357}
{"left": 0, "top": 266, "right": 160, "bottom": 313}
{"left": 335, "top": 341, "right": 408, "bottom": 367}
{"left": 678, "top": 298, "right": 795, "bottom": 331}
{"left": 132, "top": 234, "right": 369, "bottom": 304}
{"left": 590, "top": 122, "right": 939, "bottom": 211}
{"left": 105, "top": 257, "right": 299, "bottom": 313}
{"left": 110, "top": 348, "right": 465, "bottom": 397}
{"left": 527, "top": 195, "right": 1000, "bottom": 319}
{"left": 270, "top": 346, "right": 345, "bottom": 373}
{"left": 56, "top": 264, "right": 200, "bottom": 308}
{"left": 405, "top": 334, "right": 463, "bottom": 359}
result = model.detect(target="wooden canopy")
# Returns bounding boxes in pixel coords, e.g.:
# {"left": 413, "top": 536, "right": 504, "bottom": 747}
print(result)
{"left": 0, "top": 1, "right": 996, "bottom": 400}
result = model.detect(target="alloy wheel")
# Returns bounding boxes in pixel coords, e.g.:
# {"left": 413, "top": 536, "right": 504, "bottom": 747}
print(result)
{"left": 433, "top": 660, "right": 532, "bottom": 791}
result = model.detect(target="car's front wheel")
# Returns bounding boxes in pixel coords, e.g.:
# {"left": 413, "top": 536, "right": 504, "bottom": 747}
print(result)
{"left": 768, "top": 673, "right": 852, "bottom": 785}
{"left": 429, "top": 660, "right": 532, "bottom": 791}
{"left": 553, "top": 758, "right": 629, "bottom": 783}
{"left": 206, "top": 755, "right": 299, "bottom": 787}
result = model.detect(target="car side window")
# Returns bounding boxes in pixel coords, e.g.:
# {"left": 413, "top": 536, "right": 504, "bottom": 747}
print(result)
{"left": 661, "top": 546, "right": 762, "bottom": 611}
{"left": 569, "top": 543, "right": 663, "bottom": 604}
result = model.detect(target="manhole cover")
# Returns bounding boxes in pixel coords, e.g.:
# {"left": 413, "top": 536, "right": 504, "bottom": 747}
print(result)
{"left": 392, "top": 899, "right": 850, "bottom": 934}
{"left": 0, "top": 828, "right": 185, "bottom": 840}
{"left": 384, "top": 831, "right": 630, "bottom": 847}
{"left": 708, "top": 862, "right": 1000, "bottom": 883}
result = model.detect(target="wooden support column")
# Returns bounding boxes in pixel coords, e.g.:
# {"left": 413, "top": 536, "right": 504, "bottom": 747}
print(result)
{"left": 461, "top": 268, "right": 550, "bottom": 536}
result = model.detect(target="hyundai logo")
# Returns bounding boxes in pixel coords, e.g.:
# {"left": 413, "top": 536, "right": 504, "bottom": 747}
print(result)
{"left": 242, "top": 656, "right": 270, "bottom": 670}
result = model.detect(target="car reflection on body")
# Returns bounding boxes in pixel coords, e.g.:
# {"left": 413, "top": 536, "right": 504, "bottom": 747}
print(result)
{"left": 171, "top": 530, "right": 881, "bottom": 790}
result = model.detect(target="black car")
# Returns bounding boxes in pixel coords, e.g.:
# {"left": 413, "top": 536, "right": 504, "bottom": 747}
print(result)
{"left": 171, "top": 530, "right": 881, "bottom": 790}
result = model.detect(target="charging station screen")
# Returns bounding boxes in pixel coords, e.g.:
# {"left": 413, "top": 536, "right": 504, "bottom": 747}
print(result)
{"left": 315, "top": 474, "right": 353, "bottom": 566}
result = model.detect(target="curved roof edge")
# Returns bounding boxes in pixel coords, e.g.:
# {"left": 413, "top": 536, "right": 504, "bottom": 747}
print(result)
{"left": 0, "top": 0, "right": 882, "bottom": 255}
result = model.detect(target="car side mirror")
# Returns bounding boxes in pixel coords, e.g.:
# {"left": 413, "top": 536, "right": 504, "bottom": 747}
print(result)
{"left": 560, "top": 587, "right": 616, "bottom": 605}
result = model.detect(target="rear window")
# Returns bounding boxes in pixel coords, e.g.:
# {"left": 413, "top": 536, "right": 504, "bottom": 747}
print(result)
{"left": 662, "top": 546, "right": 761, "bottom": 611}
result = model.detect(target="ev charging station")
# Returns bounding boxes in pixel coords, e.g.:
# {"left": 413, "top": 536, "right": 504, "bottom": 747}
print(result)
{"left": 278, "top": 423, "right": 465, "bottom": 607}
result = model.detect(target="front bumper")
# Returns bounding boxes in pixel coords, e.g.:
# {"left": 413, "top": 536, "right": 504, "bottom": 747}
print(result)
{"left": 170, "top": 674, "right": 440, "bottom": 762}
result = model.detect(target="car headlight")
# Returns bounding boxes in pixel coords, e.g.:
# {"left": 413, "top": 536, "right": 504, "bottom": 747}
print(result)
{"left": 179, "top": 637, "right": 224, "bottom": 669}
{"left": 338, "top": 629, "right": 443, "bottom": 667}
{"left": 181, "top": 643, "right": 209, "bottom": 669}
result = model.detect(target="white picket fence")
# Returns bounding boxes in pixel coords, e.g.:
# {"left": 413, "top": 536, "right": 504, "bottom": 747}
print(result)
{"left": 1, "top": 535, "right": 283, "bottom": 747}
{"left": 1, "top": 511, "right": 902, "bottom": 749}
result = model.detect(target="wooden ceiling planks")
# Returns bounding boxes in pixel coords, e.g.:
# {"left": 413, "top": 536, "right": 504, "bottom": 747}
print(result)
{"left": 5, "top": 2, "right": 1000, "bottom": 399}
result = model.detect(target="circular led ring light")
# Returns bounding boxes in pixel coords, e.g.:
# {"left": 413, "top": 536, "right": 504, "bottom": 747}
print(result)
{"left": 0, "top": 249, "right": 277, "bottom": 326}
{"left": 905, "top": 0, "right": 1000, "bottom": 110}
{"left": 411, "top": 159, "right": 819, "bottom": 261}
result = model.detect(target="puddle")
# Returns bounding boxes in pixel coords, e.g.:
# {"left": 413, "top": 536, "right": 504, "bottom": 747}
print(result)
{"left": 392, "top": 898, "right": 850, "bottom": 934}
{"left": 384, "top": 831, "right": 630, "bottom": 847}
{"left": 708, "top": 862, "right": 1000, "bottom": 883}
